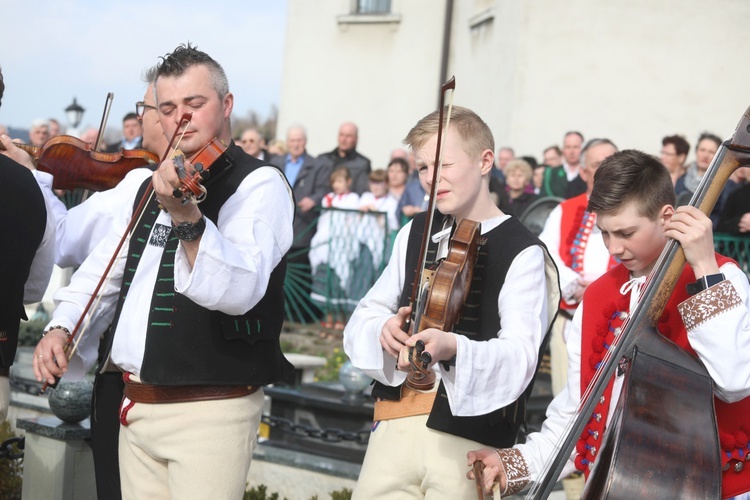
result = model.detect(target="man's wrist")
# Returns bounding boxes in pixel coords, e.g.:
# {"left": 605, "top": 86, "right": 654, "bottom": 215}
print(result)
{"left": 171, "top": 215, "right": 206, "bottom": 241}
{"left": 42, "top": 325, "right": 72, "bottom": 341}
{"left": 686, "top": 273, "right": 725, "bottom": 296}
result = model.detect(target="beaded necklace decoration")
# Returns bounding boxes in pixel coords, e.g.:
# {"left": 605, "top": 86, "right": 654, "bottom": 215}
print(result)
{"left": 570, "top": 209, "right": 597, "bottom": 274}
{"left": 575, "top": 290, "right": 631, "bottom": 474}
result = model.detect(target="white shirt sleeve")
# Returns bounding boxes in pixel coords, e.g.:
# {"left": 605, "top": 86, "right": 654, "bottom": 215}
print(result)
{"left": 343, "top": 221, "right": 411, "bottom": 386}
{"left": 538, "top": 205, "right": 580, "bottom": 296}
{"left": 685, "top": 262, "right": 750, "bottom": 403}
{"left": 23, "top": 180, "right": 56, "bottom": 304}
{"left": 516, "top": 302, "right": 585, "bottom": 482}
{"left": 173, "top": 166, "right": 295, "bottom": 315}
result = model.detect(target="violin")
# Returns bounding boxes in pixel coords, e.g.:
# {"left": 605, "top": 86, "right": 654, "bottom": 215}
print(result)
{"left": 0, "top": 135, "right": 159, "bottom": 191}
{"left": 404, "top": 76, "right": 482, "bottom": 391}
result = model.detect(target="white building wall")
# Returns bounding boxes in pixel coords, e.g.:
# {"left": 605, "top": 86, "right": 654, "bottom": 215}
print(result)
{"left": 279, "top": 0, "right": 750, "bottom": 166}
{"left": 278, "top": 0, "right": 448, "bottom": 166}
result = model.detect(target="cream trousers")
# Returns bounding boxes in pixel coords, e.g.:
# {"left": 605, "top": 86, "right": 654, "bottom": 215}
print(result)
{"left": 118, "top": 388, "right": 264, "bottom": 500}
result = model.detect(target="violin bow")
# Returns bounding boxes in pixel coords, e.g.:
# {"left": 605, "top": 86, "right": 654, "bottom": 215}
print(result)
{"left": 408, "top": 76, "right": 456, "bottom": 326}
{"left": 94, "top": 92, "right": 114, "bottom": 152}
{"left": 402, "top": 76, "right": 455, "bottom": 388}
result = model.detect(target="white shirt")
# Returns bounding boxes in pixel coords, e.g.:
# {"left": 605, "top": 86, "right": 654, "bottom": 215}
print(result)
{"left": 516, "top": 262, "right": 750, "bottom": 484}
{"left": 34, "top": 168, "right": 153, "bottom": 268}
{"left": 358, "top": 192, "right": 400, "bottom": 232}
{"left": 23, "top": 173, "right": 56, "bottom": 303}
{"left": 343, "top": 215, "right": 558, "bottom": 416}
{"left": 538, "top": 203, "right": 611, "bottom": 309}
{"left": 46, "top": 166, "right": 294, "bottom": 380}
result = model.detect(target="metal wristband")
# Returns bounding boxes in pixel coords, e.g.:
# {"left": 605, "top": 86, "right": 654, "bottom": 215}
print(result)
{"left": 171, "top": 216, "right": 206, "bottom": 241}
{"left": 42, "top": 325, "right": 72, "bottom": 340}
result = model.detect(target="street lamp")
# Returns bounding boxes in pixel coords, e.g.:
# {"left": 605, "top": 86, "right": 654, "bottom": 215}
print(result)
{"left": 65, "top": 97, "right": 85, "bottom": 129}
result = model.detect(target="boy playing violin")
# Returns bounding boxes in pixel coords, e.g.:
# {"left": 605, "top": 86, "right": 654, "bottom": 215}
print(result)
{"left": 343, "top": 106, "right": 560, "bottom": 499}
{"left": 468, "top": 150, "right": 750, "bottom": 499}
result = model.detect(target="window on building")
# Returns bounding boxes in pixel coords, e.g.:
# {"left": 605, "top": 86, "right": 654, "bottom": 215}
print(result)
{"left": 356, "top": 0, "right": 391, "bottom": 14}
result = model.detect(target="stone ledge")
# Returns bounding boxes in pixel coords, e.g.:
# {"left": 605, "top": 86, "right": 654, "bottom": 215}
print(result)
{"left": 17, "top": 416, "right": 91, "bottom": 441}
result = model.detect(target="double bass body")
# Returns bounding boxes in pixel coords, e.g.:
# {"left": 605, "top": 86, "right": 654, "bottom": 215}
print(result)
{"left": 582, "top": 325, "right": 721, "bottom": 499}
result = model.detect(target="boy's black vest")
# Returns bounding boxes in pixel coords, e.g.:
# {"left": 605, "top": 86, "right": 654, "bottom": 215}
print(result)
{"left": 0, "top": 159, "right": 47, "bottom": 369}
{"left": 107, "top": 145, "right": 294, "bottom": 386}
{"left": 371, "top": 211, "right": 551, "bottom": 448}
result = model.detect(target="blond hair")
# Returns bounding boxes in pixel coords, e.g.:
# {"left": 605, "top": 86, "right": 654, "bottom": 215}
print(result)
{"left": 504, "top": 159, "right": 533, "bottom": 184}
{"left": 403, "top": 106, "right": 494, "bottom": 162}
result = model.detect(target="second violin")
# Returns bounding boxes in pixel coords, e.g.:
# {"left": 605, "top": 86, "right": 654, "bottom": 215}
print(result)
{"left": 2, "top": 135, "right": 159, "bottom": 191}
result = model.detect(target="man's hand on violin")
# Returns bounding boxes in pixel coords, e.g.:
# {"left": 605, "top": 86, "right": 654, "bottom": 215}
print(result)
{"left": 400, "top": 328, "right": 457, "bottom": 371}
{"left": 0, "top": 134, "right": 36, "bottom": 171}
{"left": 466, "top": 449, "right": 506, "bottom": 495}
{"left": 152, "top": 157, "right": 203, "bottom": 223}
{"left": 380, "top": 306, "right": 411, "bottom": 360}
{"left": 33, "top": 329, "right": 69, "bottom": 385}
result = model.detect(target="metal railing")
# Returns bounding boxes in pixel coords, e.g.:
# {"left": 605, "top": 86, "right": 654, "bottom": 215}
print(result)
{"left": 713, "top": 233, "right": 750, "bottom": 277}
{"left": 284, "top": 207, "right": 395, "bottom": 325}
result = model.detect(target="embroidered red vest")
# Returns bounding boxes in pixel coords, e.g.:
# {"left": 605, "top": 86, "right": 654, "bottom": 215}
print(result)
{"left": 558, "top": 194, "right": 616, "bottom": 312}
{"left": 577, "top": 256, "right": 750, "bottom": 498}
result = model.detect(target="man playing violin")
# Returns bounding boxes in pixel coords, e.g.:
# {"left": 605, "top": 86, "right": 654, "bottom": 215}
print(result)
{"left": 468, "top": 150, "right": 750, "bottom": 499}
{"left": 33, "top": 43, "right": 295, "bottom": 499}
{"left": 343, "top": 106, "right": 560, "bottom": 499}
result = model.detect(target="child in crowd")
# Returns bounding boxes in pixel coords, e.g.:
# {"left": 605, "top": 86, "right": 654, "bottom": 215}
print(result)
{"left": 348, "top": 169, "right": 402, "bottom": 307}
{"left": 359, "top": 169, "right": 400, "bottom": 233}
{"left": 386, "top": 157, "right": 410, "bottom": 204}
{"left": 343, "top": 106, "right": 559, "bottom": 498}
{"left": 309, "top": 166, "right": 360, "bottom": 329}
{"left": 505, "top": 158, "right": 538, "bottom": 218}
{"left": 468, "top": 150, "right": 750, "bottom": 499}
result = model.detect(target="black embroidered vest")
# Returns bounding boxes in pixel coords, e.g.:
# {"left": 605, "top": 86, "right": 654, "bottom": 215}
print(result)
{"left": 372, "top": 211, "right": 553, "bottom": 448}
{"left": 0, "top": 159, "right": 47, "bottom": 368}
{"left": 107, "top": 145, "right": 294, "bottom": 386}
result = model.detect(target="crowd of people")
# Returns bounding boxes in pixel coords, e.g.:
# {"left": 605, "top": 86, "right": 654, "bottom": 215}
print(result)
{"left": 2, "top": 43, "right": 750, "bottom": 500}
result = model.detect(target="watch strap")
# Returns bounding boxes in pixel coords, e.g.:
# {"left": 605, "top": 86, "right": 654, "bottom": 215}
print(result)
{"left": 686, "top": 273, "right": 725, "bottom": 296}
{"left": 171, "top": 216, "right": 206, "bottom": 241}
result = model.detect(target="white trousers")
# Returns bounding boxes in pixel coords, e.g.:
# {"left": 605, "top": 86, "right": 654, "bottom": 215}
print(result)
{"left": 118, "top": 389, "right": 264, "bottom": 500}
{"left": 353, "top": 413, "right": 485, "bottom": 499}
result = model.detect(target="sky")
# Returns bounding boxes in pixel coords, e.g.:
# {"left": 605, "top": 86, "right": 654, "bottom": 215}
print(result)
{"left": 0, "top": 0, "right": 288, "bottom": 134}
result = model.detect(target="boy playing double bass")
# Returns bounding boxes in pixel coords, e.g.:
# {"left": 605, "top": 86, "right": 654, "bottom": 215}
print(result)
{"left": 469, "top": 150, "right": 750, "bottom": 499}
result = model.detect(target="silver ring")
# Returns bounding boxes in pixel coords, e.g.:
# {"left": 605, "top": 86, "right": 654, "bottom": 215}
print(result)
{"left": 37, "top": 354, "right": 43, "bottom": 359}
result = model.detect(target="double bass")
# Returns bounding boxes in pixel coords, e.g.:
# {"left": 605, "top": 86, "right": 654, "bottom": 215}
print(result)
{"left": 529, "top": 107, "right": 750, "bottom": 499}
